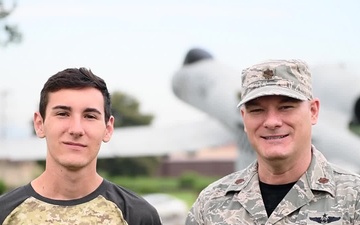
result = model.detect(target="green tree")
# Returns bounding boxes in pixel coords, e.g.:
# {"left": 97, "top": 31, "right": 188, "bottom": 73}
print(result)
{"left": 0, "top": 179, "right": 6, "bottom": 194}
{"left": 0, "top": 0, "right": 22, "bottom": 47}
{"left": 97, "top": 91, "right": 160, "bottom": 177}
{"left": 350, "top": 123, "right": 360, "bottom": 136}
{"left": 111, "top": 91, "right": 153, "bottom": 127}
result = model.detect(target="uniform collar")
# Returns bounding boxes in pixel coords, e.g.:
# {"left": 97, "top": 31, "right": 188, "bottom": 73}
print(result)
{"left": 224, "top": 146, "right": 336, "bottom": 197}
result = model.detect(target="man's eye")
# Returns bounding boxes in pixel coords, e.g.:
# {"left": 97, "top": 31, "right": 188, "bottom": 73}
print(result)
{"left": 56, "top": 112, "right": 69, "bottom": 116}
{"left": 280, "top": 105, "right": 294, "bottom": 110}
{"left": 85, "top": 114, "right": 97, "bottom": 119}
{"left": 249, "top": 108, "right": 263, "bottom": 113}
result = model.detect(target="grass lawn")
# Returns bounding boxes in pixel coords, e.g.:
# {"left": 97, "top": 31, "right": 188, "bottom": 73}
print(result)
{"left": 167, "top": 191, "right": 198, "bottom": 209}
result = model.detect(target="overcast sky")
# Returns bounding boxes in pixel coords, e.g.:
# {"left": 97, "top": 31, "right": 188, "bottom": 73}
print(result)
{"left": 1, "top": 0, "right": 359, "bottom": 138}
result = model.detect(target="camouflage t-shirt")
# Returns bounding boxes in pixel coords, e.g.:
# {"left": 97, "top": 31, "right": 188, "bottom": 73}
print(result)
{"left": 186, "top": 147, "right": 360, "bottom": 225}
{"left": 0, "top": 179, "right": 162, "bottom": 225}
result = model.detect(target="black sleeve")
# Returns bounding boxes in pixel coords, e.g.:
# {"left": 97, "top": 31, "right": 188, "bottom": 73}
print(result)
{"left": 0, "top": 185, "right": 30, "bottom": 224}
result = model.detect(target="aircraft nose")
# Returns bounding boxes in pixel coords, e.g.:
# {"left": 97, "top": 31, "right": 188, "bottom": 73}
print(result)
{"left": 183, "top": 48, "right": 213, "bottom": 65}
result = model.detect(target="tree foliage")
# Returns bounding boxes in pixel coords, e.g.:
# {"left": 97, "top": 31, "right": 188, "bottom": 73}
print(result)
{"left": 98, "top": 91, "right": 160, "bottom": 177}
{"left": 0, "top": 0, "right": 22, "bottom": 47}
{"left": 350, "top": 123, "right": 360, "bottom": 136}
{"left": 0, "top": 178, "right": 6, "bottom": 194}
{"left": 111, "top": 91, "right": 153, "bottom": 127}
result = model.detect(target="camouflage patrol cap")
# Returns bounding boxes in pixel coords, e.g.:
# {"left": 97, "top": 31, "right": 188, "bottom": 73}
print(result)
{"left": 237, "top": 59, "right": 313, "bottom": 107}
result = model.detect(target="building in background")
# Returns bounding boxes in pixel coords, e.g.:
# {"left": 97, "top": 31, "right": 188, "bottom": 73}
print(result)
{"left": 158, "top": 143, "right": 237, "bottom": 177}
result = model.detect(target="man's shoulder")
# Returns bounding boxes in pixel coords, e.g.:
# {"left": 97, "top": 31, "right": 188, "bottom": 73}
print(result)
{"left": 331, "top": 163, "right": 360, "bottom": 182}
{"left": 0, "top": 185, "right": 29, "bottom": 204}
{"left": 311, "top": 149, "right": 360, "bottom": 189}
{"left": 0, "top": 185, "right": 30, "bottom": 223}
{"left": 198, "top": 167, "right": 254, "bottom": 200}
{"left": 101, "top": 180, "right": 162, "bottom": 224}
{"left": 101, "top": 179, "right": 157, "bottom": 209}
{"left": 102, "top": 179, "right": 144, "bottom": 200}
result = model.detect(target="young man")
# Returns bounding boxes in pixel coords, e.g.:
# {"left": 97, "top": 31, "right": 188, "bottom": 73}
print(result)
{"left": 0, "top": 68, "right": 162, "bottom": 225}
{"left": 186, "top": 60, "right": 360, "bottom": 224}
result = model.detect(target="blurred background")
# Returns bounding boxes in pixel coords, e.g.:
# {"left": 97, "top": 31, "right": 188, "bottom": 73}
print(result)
{"left": 1, "top": 1, "right": 360, "bottom": 224}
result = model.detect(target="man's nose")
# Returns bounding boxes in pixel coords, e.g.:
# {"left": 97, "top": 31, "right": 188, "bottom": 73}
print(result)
{"left": 68, "top": 117, "right": 85, "bottom": 137}
{"left": 263, "top": 110, "right": 282, "bottom": 129}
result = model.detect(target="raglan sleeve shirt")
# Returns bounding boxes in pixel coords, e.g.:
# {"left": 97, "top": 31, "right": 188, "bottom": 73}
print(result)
{"left": 0, "top": 179, "right": 162, "bottom": 225}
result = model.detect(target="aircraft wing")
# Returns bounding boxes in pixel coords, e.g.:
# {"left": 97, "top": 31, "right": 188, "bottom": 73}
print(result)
{"left": 0, "top": 117, "right": 236, "bottom": 161}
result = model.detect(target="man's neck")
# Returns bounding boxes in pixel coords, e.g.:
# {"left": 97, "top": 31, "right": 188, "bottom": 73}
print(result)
{"left": 257, "top": 151, "right": 312, "bottom": 184}
{"left": 31, "top": 167, "right": 103, "bottom": 200}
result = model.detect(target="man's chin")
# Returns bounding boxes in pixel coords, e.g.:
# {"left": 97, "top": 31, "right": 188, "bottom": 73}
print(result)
{"left": 263, "top": 152, "right": 289, "bottom": 162}
{"left": 61, "top": 162, "right": 87, "bottom": 171}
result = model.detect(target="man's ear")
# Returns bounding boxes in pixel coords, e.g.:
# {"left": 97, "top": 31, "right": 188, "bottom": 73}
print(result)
{"left": 310, "top": 98, "right": 320, "bottom": 125}
{"left": 103, "top": 116, "right": 114, "bottom": 143}
{"left": 33, "top": 112, "right": 45, "bottom": 138}
{"left": 240, "top": 108, "right": 247, "bottom": 133}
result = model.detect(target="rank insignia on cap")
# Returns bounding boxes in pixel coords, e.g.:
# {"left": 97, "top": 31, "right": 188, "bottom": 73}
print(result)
{"left": 263, "top": 69, "right": 273, "bottom": 79}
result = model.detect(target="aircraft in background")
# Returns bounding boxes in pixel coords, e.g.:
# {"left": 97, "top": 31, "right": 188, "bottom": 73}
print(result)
{"left": 1, "top": 48, "right": 360, "bottom": 173}
{"left": 172, "top": 48, "right": 360, "bottom": 172}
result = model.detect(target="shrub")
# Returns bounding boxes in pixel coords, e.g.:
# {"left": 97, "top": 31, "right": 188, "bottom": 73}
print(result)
{"left": 179, "top": 172, "right": 219, "bottom": 192}
{"left": 0, "top": 179, "right": 7, "bottom": 195}
{"left": 178, "top": 172, "right": 199, "bottom": 189}
{"left": 111, "top": 176, "right": 178, "bottom": 194}
{"left": 107, "top": 174, "right": 219, "bottom": 196}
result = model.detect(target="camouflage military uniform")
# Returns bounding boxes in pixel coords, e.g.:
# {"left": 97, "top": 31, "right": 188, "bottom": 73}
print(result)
{"left": 186, "top": 147, "right": 360, "bottom": 225}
